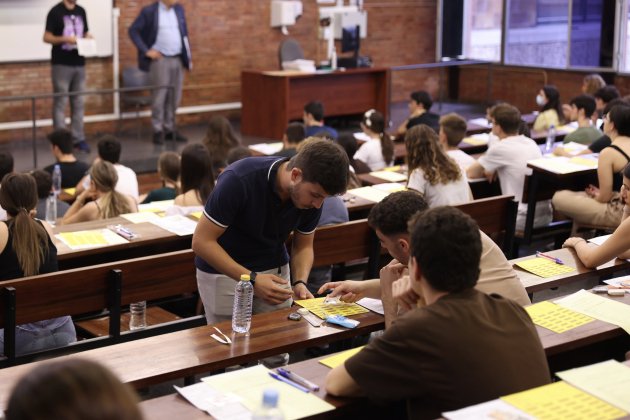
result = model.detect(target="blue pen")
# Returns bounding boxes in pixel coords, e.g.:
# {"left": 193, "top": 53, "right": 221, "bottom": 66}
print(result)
{"left": 268, "top": 372, "right": 310, "bottom": 393}
{"left": 536, "top": 251, "right": 564, "bottom": 265}
{"left": 277, "top": 368, "right": 320, "bottom": 391}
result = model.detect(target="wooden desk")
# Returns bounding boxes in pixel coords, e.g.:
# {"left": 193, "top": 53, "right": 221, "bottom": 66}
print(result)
{"left": 0, "top": 307, "right": 384, "bottom": 411}
{"left": 241, "top": 68, "right": 391, "bottom": 140}
{"left": 512, "top": 248, "right": 630, "bottom": 294}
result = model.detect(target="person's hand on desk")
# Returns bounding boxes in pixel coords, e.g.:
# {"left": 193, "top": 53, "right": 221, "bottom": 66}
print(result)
{"left": 146, "top": 49, "right": 163, "bottom": 60}
{"left": 563, "top": 237, "right": 587, "bottom": 249}
{"left": 317, "top": 280, "right": 371, "bottom": 303}
{"left": 391, "top": 276, "right": 422, "bottom": 311}
{"left": 253, "top": 274, "right": 293, "bottom": 305}
{"left": 292, "top": 282, "right": 314, "bottom": 300}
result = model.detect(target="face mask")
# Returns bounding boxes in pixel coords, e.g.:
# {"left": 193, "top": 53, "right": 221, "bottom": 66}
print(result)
{"left": 536, "top": 94, "right": 546, "bottom": 107}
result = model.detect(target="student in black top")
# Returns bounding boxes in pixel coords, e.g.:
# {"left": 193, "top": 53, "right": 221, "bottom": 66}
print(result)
{"left": 397, "top": 90, "right": 440, "bottom": 135}
{"left": 277, "top": 122, "right": 306, "bottom": 159}
{"left": 43, "top": 128, "right": 90, "bottom": 189}
{"left": 44, "top": 0, "right": 91, "bottom": 153}
{"left": 140, "top": 151, "right": 180, "bottom": 204}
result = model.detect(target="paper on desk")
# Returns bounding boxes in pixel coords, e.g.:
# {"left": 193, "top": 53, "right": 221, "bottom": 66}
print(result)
{"left": 249, "top": 142, "right": 284, "bottom": 155}
{"left": 56, "top": 229, "right": 128, "bottom": 250}
{"left": 514, "top": 258, "right": 575, "bottom": 278}
{"left": 138, "top": 199, "right": 174, "bottom": 213}
{"left": 561, "top": 141, "right": 589, "bottom": 155}
{"left": 319, "top": 346, "right": 365, "bottom": 369}
{"left": 347, "top": 186, "right": 390, "bottom": 203}
{"left": 372, "top": 182, "right": 406, "bottom": 193}
{"left": 150, "top": 214, "right": 197, "bottom": 236}
{"left": 589, "top": 234, "right": 612, "bottom": 246}
{"left": 462, "top": 133, "right": 489, "bottom": 146}
{"left": 174, "top": 383, "right": 249, "bottom": 420}
{"left": 443, "top": 399, "right": 534, "bottom": 420}
{"left": 356, "top": 297, "right": 384, "bottom": 315}
{"left": 201, "top": 365, "right": 334, "bottom": 420}
{"left": 525, "top": 301, "right": 594, "bottom": 333}
{"left": 295, "top": 297, "right": 369, "bottom": 319}
{"left": 527, "top": 156, "right": 598, "bottom": 174}
{"left": 557, "top": 360, "right": 630, "bottom": 413}
{"left": 120, "top": 212, "right": 162, "bottom": 224}
{"left": 603, "top": 275, "right": 630, "bottom": 289}
{"left": 368, "top": 170, "right": 407, "bottom": 183}
{"left": 468, "top": 117, "right": 491, "bottom": 128}
{"left": 63, "top": 187, "right": 76, "bottom": 196}
{"left": 77, "top": 38, "right": 97, "bottom": 57}
{"left": 501, "top": 381, "right": 626, "bottom": 420}
{"left": 569, "top": 156, "right": 598, "bottom": 168}
{"left": 555, "top": 289, "right": 630, "bottom": 335}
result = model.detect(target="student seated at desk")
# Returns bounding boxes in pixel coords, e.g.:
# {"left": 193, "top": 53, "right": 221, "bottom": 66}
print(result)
{"left": 303, "top": 101, "right": 338, "bottom": 140}
{"left": 61, "top": 161, "right": 137, "bottom": 225}
{"left": 396, "top": 90, "right": 440, "bottom": 135}
{"left": 438, "top": 112, "right": 475, "bottom": 171}
{"left": 0, "top": 173, "right": 76, "bottom": 356}
{"left": 533, "top": 85, "right": 563, "bottom": 131}
{"left": 353, "top": 109, "right": 395, "bottom": 171}
{"left": 276, "top": 122, "right": 306, "bottom": 159}
{"left": 6, "top": 358, "right": 142, "bottom": 420}
{"left": 140, "top": 151, "right": 180, "bottom": 204}
{"left": 325, "top": 207, "right": 550, "bottom": 419}
{"left": 406, "top": 124, "right": 470, "bottom": 207}
{"left": 553, "top": 103, "right": 630, "bottom": 231}
{"left": 31, "top": 170, "right": 70, "bottom": 220}
{"left": 319, "top": 191, "right": 531, "bottom": 329}
{"left": 202, "top": 115, "right": 241, "bottom": 178}
{"left": 563, "top": 163, "right": 630, "bottom": 267}
{"left": 174, "top": 143, "right": 214, "bottom": 208}
{"left": 43, "top": 129, "right": 90, "bottom": 189}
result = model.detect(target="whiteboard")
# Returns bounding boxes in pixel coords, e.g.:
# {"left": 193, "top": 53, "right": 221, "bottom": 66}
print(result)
{"left": 0, "top": 0, "right": 113, "bottom": 63}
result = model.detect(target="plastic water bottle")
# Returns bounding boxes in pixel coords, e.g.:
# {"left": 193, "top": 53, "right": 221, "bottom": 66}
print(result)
{"left": 252, "top": 389, "right": 284, "bottom": 420}
{"left": 331, "top": 48, "right": 337, "bottom": 71}
{"left": 52, "top": 164, "right": 62, "bottom": 196}
{"left": 232, "top": 274, "right": 254, "bottom": 333}
{"left": 129, "top": 301, "right": 146, "bottom": 330}
{"left": 545, "top": 124, "right": 556, "bottom": 153}
{"left": 45, "top": 193, "right": 57, "bottom": 227}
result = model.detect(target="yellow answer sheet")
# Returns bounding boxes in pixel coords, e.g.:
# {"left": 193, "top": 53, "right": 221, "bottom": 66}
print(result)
{"left": 56, "top": 229, "right": 128, "bottom": 250}
{"left": 319, "top": 346, "right": 364, "bottom": 369}
{"left": 294, "top": 297, "right": 369, "bottom": 319}
{"left": 501, "top": 381, "right": 626, "bottom": 420}
{"left": 515, "top": 258, "right": 575, "bottom": 278}
{"left": 525, "top": 301, "right": 594, "bottom": 333}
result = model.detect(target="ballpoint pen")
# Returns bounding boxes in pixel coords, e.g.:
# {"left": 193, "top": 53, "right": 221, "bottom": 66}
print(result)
{"left": 268, "top": 372, "right": 310, "bottom": 393}
{"left": 536, "top": 251, "right": 564, "bottom": 265}
{"left": 277, "top": 368, "right": 320, "bottom": 391}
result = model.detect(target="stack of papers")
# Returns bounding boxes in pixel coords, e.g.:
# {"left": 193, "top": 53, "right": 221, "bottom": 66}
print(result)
{"left": 555, "top": 289, "right": 630, "bottom": 334}
{"left": 462, "top": 133, "right": 490, "bottom": 146}
{"left": 281, "top": 59, "right": 316, "bottom": 72}
{"left": 368, "top": 170, "right": 407, "bottom": 183}
{"left": 150, "top": 214, "right": 197, "bottom": 236}
{"left": 56, "top": 229, "right": 128, "bottom": 250}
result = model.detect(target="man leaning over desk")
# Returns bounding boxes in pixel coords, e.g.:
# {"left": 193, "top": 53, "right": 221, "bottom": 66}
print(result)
{"left": 192, "top": 139, "right": 349, "bottom": 324}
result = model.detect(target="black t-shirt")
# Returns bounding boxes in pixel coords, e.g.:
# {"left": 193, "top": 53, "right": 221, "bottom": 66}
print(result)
{"left": 44, "top": 161, "right": 90, "bottom": 189}
{"left": 45, "top": 2, "right": 89, "bottom": 66}
{"left": 588, "top": 135, "right": 611, "bottom": 154}
{"left": 407, "top": 112, "right": 440, "bottom": 133}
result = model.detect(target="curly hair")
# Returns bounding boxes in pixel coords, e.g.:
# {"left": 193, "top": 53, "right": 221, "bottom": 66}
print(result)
{"left": 405, "top": 124, "right": 461, "bottom": 186}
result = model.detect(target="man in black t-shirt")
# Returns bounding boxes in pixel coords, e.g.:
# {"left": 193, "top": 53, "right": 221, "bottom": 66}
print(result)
{"left": 44, "top": 0, "right": 91, "bottom": 153}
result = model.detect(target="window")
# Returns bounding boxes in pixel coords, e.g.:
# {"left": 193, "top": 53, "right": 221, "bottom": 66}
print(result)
{"left": 462, "top": 0, "right": 503, "bottom": 61}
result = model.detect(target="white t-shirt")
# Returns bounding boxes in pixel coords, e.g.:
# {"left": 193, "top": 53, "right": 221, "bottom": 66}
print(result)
{"left": 407, "top": 167, "right": 470, "bottom": 207}
{"left": 477, "top": 135, "right": 552, "bottom": 230}
{"left": 0, "top": 205, "right": 6, "bottom": 221}
{"left": 447, "top": 149, "right": 476, "bottom": 172}
{"left": 354, "top": 138, "right": 393, "bottom": 171}
{"left": 114, "top": 164, "right": 139, "bottom": 200}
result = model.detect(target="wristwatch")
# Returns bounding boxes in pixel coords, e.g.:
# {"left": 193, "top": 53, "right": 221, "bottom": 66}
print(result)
{"left": 292, "top": 280, "right": 307, "bottom": 288}
{"left": 249, "top": 271, "right": 257, "bottom": 286}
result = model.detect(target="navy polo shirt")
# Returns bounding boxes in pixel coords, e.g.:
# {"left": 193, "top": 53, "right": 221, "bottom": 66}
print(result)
{"left": 195, "top": 156, "right": 322, "bottom": 274}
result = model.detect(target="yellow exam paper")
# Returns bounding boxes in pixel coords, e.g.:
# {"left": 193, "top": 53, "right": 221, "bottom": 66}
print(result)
{"left": 347, "top": 186, "right": 391, "bottom": 203}
{"left": 63, "top": 187, "right": 76, "bottom": 196}
{"left": 557, "top": 360, "right": 630, "bottom": 413}
{"left": 369, "top": 170, "right": 407, "bottom": 183}
{"left": 319, "top": 346, "right": 364, "bottom": 369}
{"left": 555, "top": 289, "right": 630, "bottom": 335}
{"left": 137, "top": 199, "right": 174, "bottom": 213}
{"left": 56, "top": 229, "right": 128, "bottom": 250}
{"left": 383, "top": 165, "right": 401, "bottom": 172}
{"left": 189, "top": 211, "right": 203, "bottom": 220}
{"left": 462, "top": 136, "right": 488, "bottom": 146}
{"left": 120, "top": 212, "right": 161, "bottom": 224}
{"left": 501, "top": 381, "right": 626, "bottom": 420}
{"left": 528, "top": 157, "right": 596, "bottom": 174}
{"left": 515, "top": 258, "right": 575, "bottom": 278}
{"left": 294, "top": 297, "right": 369, "bottom": 319}
{"left": 525, "top": 301, "right": 594, "bottom": 333}
{"left": 201, "top": 365, "right": 333, "bottom": 420}
{"left": 569, "top": 156, "right": 598, "bottom": 168}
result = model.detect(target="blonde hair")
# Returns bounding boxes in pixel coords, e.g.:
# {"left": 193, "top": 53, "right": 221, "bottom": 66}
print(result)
{"left": 583, "top": 74, "right": 606, "bottom": 95}
{"left": 90, "top": 161, "right": 133, "bottom": 219}
{"left": 405, "top": 125, "right": 462, "bottom": 186}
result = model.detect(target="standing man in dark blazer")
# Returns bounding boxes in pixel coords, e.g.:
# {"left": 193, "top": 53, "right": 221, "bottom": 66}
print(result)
{"left": 129, "top": 0, "right": 192, "bottom": 145}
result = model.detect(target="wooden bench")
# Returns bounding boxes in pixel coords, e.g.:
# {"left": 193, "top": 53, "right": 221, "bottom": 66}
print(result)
{"left": 0, "top": 249, "right": 203, "bottom": 367}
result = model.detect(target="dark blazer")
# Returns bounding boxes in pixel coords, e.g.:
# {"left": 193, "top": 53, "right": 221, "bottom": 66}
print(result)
{"left": 128, "top": 2, "right": 192, "bottom": 72}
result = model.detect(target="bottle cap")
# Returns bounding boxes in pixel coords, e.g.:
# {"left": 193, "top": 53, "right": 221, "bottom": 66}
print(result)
{"left": 262, "top": 388, "right": 279, "bottom": 407}
{"left": 240, "top": 274, "right": 250, "bottom": 281}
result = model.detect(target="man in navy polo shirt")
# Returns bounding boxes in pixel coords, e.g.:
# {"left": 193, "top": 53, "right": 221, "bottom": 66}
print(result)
{"left": 192, "top": 139, "right": 349, "bottom": 325}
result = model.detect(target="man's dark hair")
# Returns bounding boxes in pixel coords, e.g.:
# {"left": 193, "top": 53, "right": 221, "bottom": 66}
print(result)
{"left": 30, "top": 169, "right": 53, "bottom": 199}
{"left": 439, "top": 113, "right": 467, "bottom": 147}
{"left": 47, "top": 129, "right": 74, "bottom": 154}
{"left": 226, "top": 146, "right": 253, "bottom": 165}
{"left": 409, "top": 206, "right": 481, "bottom": 293}
{"left": 490, "top": 103, "right": 521, "bottom": 135}
{"left": 304, "top": 101, "right": 324, "bottom": 122}
{"left": 288, "top": 138, "right": 348, "bottom": 195}
{"left": 570, "top": 95, "right": 596, "bottom": 118}
{"left": 602, "top": 98, "right": 628, "bottom": 116}
{"left": 337, "top": 133, "right": 358, "bottom": 159}
{"left": 368, "top": 190, "right": 428, "bottom": 236}
{"left": 0, "top": 151, "right": 14, "bottom": 181}
{"left": 285, "top": 122, "right": 306, "bottom": 144}
{"left": 594, "top": 85, "right": 620, "bottom": 104}
{"left": 410, "top": 91, "right": 433, "bottom": 111}
{"left": 608, "top": 103, "right": 630, "bottom": 137}
{"left": 97, "top": 135, "right": 122, "bottom": 164}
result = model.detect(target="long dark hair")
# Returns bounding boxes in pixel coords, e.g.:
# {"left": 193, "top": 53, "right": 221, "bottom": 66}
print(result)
{"left": 180, "top": 143, "right": 215, "bottom": 204}
{"left": 362, "top": 109, "right": 394, "bottom": 165}
{"left": 541, "top": 85, "right": 563, "bottom": 123}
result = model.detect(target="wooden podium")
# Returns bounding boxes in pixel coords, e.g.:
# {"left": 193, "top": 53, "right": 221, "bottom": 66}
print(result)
{"left": 241, "top": 67, "right": 390, "bottom": 140}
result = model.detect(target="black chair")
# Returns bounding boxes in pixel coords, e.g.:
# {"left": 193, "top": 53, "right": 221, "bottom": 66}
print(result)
{"left": 119, "top": 67, "right": 152, "bottom": 140}
{"left": 278, "top": 38, "right": 304, "bottom": 69}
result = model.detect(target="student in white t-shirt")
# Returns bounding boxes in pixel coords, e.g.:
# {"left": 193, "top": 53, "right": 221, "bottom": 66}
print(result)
{"left": 467, "top": 103, "right": 552, "bottom": 231}
{"left": 406, "top": 124, "right": 470, "bottom": 207}
{"left": 438, "top": 113, "right": 475, "bottom": 172}
{"left": 354, "top": 109, "right": 395, "bottom": 171}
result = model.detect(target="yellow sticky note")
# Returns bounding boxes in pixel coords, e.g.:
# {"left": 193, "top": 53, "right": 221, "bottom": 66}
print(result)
{"left": 319, "top": 346, "right": 365, "bottom": 369}
{"left": 569, "top": 157, "right": 598, "bottom": 168}
{"left": 525, "top": 301, "right": 594, "bottom": 333}
{"left": 189, "top": 211, "right": 202, "bottom": 219}
{"left": 63, "top": 187, "right": 76, "bottom": 196}
{"left": 501, "top": 381, "right": 626, "bottom": 420}
{"left": 515, "top": 258, "right": 575, "bottom": 278}
{"left": 294, "top": 297, "right": 369, "bottom": 319}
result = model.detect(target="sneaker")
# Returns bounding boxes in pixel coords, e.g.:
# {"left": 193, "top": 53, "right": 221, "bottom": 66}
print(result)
{"left": 165, "top": 131, "right": 188, "bottom": 142}
{"left": 153, "top": 132, "right": 164, "bottom": 145}
{"left": 73, "top": 140, "right": 91, "bottom": 153}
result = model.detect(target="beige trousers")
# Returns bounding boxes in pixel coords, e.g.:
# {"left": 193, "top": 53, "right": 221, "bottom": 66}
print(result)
{"left": 552, "top": 190, "right": 623, "bottom": 230}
